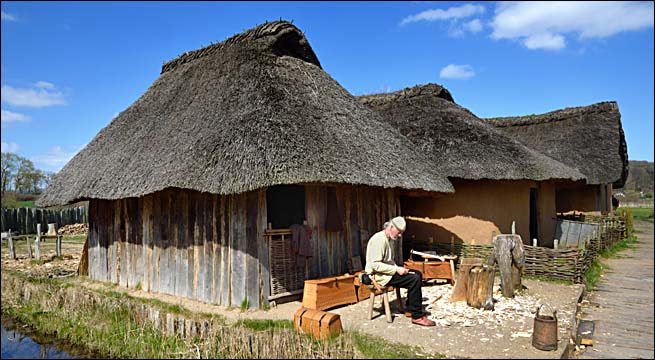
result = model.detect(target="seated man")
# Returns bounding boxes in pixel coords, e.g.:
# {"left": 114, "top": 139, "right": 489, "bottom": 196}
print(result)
{"left": 365, "top": 216, "right": 435, "bottom": 326}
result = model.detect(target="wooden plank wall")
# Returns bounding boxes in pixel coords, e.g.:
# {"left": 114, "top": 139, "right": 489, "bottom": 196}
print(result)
{"left": 88, "top": 188, "right": 266, "bottom": 308}
{"left": 87, "top": 185, "right": 400, "bottom": 308}
{"left": 304, "top": 185, "right": 401, "bottom": 279}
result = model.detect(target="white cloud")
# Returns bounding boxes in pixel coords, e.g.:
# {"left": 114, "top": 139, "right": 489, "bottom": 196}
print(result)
{"left": 1, "top": 142, "right": 20, "bottom": 153}
{"left": 523, "top": 33, "right": 566, "bottom": 50}
{"left": 31, "top": 145, "right": 82, "bottom": 172}
{"left": 440, "top": 64, "right": 475, "bottom": 79}
{"left": 1, "top": 109, "right": 31, "bottom": 123}
{"left": 401, "top": 4, "right": 485, "bottom": 26}
{"left": 1, "top": 83, "right": 67, "bottom": 108}
{"left": 491, "top": 1, "right": 654, "bottom": 50}
{"left": 1, "top": 11, "right": 17, "bottom": 22}
{"left": 35, "top": 81, "right": 55, "bottom": 89}
{"left": 464, "top": 19, "right": 483, "bottom": 33}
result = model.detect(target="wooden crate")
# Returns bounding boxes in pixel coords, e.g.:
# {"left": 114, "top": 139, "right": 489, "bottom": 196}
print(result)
{"left": 293, "top": 307, "right": 343, "bottom": 339}
{"left": 404, "top": 259, "right": 455, "bottom": 285}
{"left": 301, "top": 274, "right": 358, "bottom": 310}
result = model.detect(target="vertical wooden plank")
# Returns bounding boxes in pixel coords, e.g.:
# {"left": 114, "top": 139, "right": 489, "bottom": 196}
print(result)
{"left": 99, "top": 201, "right": 109, "bottom": 282}
{"left": 318, "top": 187, "right": 329, "bottom": 277}
{"left": 168, "top": 190, "right": 177, "bottom": 296}
{"left": 257, "top": 189, "right": 269, "bottom": 306}
{"left": 305, "top": 186, "right": 320, "bottom": 278}
{"left": 128, "top": 198, "right": 138, "bottom": 289}
{"left": 231, "top": 193, "right": 246, "bottom": 307}
{"left": 151, "top": 192, "right": 161, "bottom": 292}
{"left": 212, "top": 194, "right": 220, "bottom": 304}
{"left": 89, "top": 201, "right": 98, "bottom": 280}
{"left": 135, "top": 196, "right": 144, "bottom": 290}
{"left": 118, "top": 199, "right": 128, "bottom": 287}
{"left": 246, "top": 190, "right": 260, "bottom": 309}
{"left": 159, "top": 190, "right": 170, "bottom": 294}
{"left": 175, "top": 190, "right": 187, "bottom": 298}
{"left": 142, "top": 195, "right": 151, "bottom": 292}
{"left": 220, "top": 194, "right": 230, "bottom": 305}
{"left": 195, "top": 192, "right": 205, "bottom": 301}
{"left": 108, "top": 199, "right": 117, "bottom": 284}
{"left": 187, "top": 191, "right": 196, "bottom": 300}
{"left": 203, "top": 193, "right": 213, "bottom": 303}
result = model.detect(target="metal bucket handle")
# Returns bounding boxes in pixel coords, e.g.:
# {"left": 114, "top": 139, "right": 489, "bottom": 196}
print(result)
{"left": 537, "top": 303, "right": 557, "bottom": 319}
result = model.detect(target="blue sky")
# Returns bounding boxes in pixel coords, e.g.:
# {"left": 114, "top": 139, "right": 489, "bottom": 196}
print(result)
{"left": 2, "top": 1, "right": 654, "bottom": 173}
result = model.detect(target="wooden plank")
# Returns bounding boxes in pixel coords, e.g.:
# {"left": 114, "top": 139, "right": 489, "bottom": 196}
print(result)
{"left": 246, "top": 190, "right": 260, "bottom": 309}
{"left": 160, "top": 190, "right": 171, "bottom": 294}
{"left": 135, "top": 196, "right": 144, "bottom": 290}
{"left": 220, "top": 194, "right": 230, "bottom": 305}
{"left": 98, "top": 201, "right": 109, "bottom": 282}
{"left": 167, "top": 190, "right": 177, "bottom": 296}
{"left": 187, "top": 191, "right": 196, "bottom": 300}
{"left": 175, "top": 191, "right": 187, "bottom": 298}
{"left": 108, "top": 200, "right": 117, "bottom": 284}
{"left": 143, "top": 195, "right": 152, "bottom": 292}
{"left": 212, "top": 194, "right": 220, "bottom": 304}
{"left": 305, "top": 186, "right": 320, "bottom": 278}
{"left": 128, "top": 198, "right": 137, "bottom": 288}
{"left": 203, "top": 193, "right": 213, "bottom": 303}
{"left": 195, "top": 191, "right": 205, "bottom": 301}
{"left": 231, "top": 193, "right": 246, "bottom": 307}
{"left": 151, "top": 192, "right": 161, "bottom": 292}
{"left": 258, "top": 189, "right": 269, "bottom": 306}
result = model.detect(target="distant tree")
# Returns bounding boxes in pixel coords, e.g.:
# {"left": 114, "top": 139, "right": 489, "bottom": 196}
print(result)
{"left": 1, "top": 152, "right": 20, "bottom": 199}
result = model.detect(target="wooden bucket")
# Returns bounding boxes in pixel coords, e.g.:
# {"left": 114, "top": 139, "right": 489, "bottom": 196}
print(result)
{"left": 293, "top": 307, "right": 342, "bottom": 339}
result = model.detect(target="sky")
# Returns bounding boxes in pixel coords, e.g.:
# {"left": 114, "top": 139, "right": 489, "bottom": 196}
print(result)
{"left": 1, "top": 1, "right": 654, "bottom": 174}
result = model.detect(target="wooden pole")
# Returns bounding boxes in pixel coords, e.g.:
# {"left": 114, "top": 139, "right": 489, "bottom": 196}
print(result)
{"left": 26, "top": 235, "right": 33, "bottom": 258}
{"left": 35, "top": 223, "right": 41, "bottom": 260}
{"left": 56, "top": 235, "right": 62, "bottom": 257}
{"left": 8, "top": 229, "right": 16, "bottom": 260}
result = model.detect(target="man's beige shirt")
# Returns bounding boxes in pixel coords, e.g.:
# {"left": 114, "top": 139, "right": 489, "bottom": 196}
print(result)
{"left": 365, "top": 230, "right": 398, "bottom": 286}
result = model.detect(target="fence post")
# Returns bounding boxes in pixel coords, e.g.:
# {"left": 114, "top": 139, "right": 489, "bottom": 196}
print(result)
{"left": 56, "top": 235, "right": 62, "bottom": 257}
{"left": 8, "top": 229, "right": 16, "bottom": 260}
{"left": 26, "top": 235, "right": 33, "bottom": 258}
{"left": 35, "top": 223, "right": 41, "bottom": 260}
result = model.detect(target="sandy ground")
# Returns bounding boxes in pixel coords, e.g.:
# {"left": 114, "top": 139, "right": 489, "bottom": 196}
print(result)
{"left": 2, "top": 239, "right": 582, "bottom": 359}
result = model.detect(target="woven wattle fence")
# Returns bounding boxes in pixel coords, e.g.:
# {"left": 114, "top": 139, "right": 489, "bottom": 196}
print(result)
{"left": 408, "top": 214, "right": 627, "bottom": 284}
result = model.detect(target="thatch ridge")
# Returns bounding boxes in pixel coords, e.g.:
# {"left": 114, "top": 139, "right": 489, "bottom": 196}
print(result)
{"left": 359, "top": 83, "right": 585, "bottom": 182}
{"left": 37, "top": 22, "right": 453, "bottom": 207}
{"left": 485, "top": 102, "right": 628, "bottom": 187}
{"left": 161, "top": 20, "right": 321, "bottom": 74}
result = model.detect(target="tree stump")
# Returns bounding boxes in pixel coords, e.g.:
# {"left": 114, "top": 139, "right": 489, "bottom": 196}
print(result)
{"left": 449, "top": 257, "right": 483, "bottom": 302}
{"left": 491, "top": 234, "right": 525, "bottom": 298}
{"left": 466, "top": 264, "right": 495, "bottom": 309}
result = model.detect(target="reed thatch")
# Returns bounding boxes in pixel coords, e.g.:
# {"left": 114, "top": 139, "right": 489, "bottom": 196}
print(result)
{"left": 37, "top": 21, "right": 454, "bottom": 207}
{"left": 358, "top": 84, "right": 585, "bottom": 181}
{"left": 485, "top": 102, "right": 628, "bottom": 187}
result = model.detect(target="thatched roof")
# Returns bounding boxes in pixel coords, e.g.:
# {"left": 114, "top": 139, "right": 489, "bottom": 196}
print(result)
{"left": 358, "top": 84, "right": 585, "bottom": 182}
{"left": 485, "top": 102, "right": 628, "bottom": 187}
{"left": 37, "top": 21, "right": 453, "bottom": 207}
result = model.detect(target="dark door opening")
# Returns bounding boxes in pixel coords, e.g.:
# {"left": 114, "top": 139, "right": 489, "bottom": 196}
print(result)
{"left": 266, "top": 185, "right": 306, "bottom": 229}
{"left": 529, "top": 188, "right": 539, "bottom": 242}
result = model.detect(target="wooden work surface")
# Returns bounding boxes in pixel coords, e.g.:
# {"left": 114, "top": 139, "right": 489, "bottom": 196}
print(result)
{"left": 404, "top": 259, "right": 456, "bottom": 285}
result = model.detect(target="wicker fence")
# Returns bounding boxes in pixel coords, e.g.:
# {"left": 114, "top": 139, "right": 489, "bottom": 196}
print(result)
{"left": 407, "top": 214, "right": 627, "bottom": 284}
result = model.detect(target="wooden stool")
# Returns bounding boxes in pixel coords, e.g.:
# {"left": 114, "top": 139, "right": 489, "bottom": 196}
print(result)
{"left": 366, "top": 277, "right": 404, "bottom": 323}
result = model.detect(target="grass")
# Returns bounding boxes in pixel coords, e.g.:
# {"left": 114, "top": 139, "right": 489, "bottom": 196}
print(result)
{"left": 582, "top": 234, "right": 639, "bottom": 291}
{"left": 233, "top": 318, "right": 293, "bottom": 331}
{"left": 16, "top": 200, "right": 35, "bottom": 207}
{"left": 350, "top": 330, "right": 444, "bottom": 359}
{"left": 630, "top": 207, "right": 654, "bottom": 223}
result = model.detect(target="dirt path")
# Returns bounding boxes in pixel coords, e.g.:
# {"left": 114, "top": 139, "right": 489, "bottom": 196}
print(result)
{"left": 576, "top": 220, "right": 654, "bottom": 359}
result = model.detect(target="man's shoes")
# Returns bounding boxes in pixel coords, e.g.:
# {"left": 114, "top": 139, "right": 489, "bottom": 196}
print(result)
{"left": 411, "top": 315, "right": 436, "bottom": 327}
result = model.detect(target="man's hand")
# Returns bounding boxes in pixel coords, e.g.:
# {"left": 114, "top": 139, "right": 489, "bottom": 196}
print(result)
{"left": 396, "top": 266, "right": 409, "bottom": 275}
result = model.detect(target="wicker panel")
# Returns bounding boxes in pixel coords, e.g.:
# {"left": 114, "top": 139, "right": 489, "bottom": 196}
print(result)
{"left": 267, "top": 230, "right": 306, "bottom": 298}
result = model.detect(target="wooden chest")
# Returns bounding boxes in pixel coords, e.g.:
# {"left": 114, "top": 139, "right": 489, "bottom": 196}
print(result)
{"left": 404, "top": 259, "right": 455, "bottom": 285}
{"left": 301, "top": 274, "right": 358, "bottom": 310}
{"left": 293, "top": 307, "right": 343, "bottom": 339}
